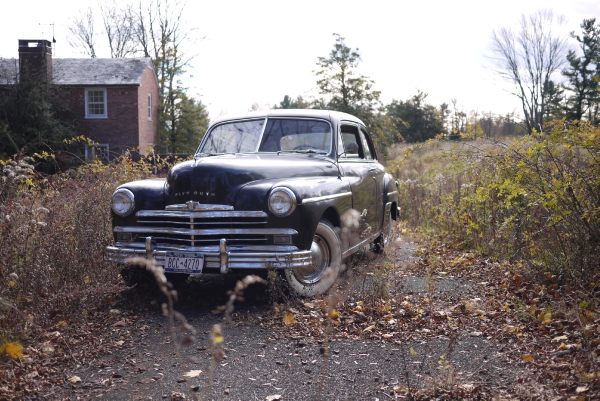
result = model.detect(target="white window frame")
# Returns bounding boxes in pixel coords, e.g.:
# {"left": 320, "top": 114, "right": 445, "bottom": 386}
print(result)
{"left": 148, "top": 93, "right": 152, "bottom": 121}
{"left": 85, "top": 88, "right": 107, "bottom": 119}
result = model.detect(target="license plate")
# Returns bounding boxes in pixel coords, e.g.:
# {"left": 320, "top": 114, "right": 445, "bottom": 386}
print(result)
{"left": 165, "top": 252, "right": 204, "bottom": 274}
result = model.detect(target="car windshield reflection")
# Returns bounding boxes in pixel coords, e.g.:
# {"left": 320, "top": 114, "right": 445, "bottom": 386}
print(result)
{"left": 197, "top": 118, "right": 332, "bottom": 155}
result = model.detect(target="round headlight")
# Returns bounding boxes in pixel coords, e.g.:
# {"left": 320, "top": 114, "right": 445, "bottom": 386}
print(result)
{"left": 111, "top": 188, "right": 135, "bottom": 217}
{"left": 268, "top": 187, "right": 296, "bottom": 217}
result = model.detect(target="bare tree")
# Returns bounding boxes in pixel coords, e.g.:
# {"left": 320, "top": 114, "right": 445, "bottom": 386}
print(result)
{"left": 66, "top": 0, "right": 203, "bottom": 152}
{"left": 68, "top": 7, "right": 97, "bottom": 58}
{"left": 130, "top": 0, "right": 199, "bottom": 149}
{"left": 490, "top": 9, "right": 568, "bottom": 133}
{"left": 100, "top": 1, "right": 137, "bottom": 58}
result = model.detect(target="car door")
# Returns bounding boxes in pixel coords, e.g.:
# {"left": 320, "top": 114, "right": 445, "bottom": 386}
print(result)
{"left": 359, "top": 127, "right": 385, "bottom": 233}
{"left": 338, "top": 123, "right": 377, "bottom": 247}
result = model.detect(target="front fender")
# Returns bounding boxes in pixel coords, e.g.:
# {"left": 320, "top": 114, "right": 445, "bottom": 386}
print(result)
{"left": 235, "top": 177, "right": 352, "bottom": 250}
{"left": 111, "top": 179, "right": 166, "bottom": 231}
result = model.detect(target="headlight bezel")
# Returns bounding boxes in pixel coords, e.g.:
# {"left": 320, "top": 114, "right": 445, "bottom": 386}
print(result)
{"left": 111, "top": 188, "right": 136, "bottom": 217}
{"left": 268, "top": 187, "right": 297, "bottom": 217}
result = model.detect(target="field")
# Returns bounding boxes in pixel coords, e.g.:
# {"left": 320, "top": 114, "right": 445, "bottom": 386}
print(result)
{"left": 1, "top": 122, "right": 599, "bottom": 399}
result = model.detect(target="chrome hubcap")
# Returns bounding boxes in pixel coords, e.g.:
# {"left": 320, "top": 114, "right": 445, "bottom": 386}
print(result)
{"left": 293, "top": 235, "right": 330, "bottom": 284}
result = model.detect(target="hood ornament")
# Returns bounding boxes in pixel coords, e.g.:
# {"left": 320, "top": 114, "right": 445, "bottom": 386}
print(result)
{"left": 186, "top": 200, "right": 199, "bottom": 210}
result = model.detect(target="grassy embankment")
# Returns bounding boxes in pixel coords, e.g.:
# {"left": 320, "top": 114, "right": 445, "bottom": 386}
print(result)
{"left": 389, "top": 121, "right": 599, "bottom": 291}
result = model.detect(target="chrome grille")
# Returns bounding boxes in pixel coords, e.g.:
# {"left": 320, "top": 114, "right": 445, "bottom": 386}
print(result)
{"left": 116, "top": 210, "right": 281, "bottom": 247}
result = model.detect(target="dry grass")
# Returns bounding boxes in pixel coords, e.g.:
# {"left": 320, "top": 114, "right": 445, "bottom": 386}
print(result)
{"left": 0, "top": 152, "right": 173, "bottom": 339}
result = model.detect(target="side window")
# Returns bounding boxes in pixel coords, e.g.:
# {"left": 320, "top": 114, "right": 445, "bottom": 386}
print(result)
{"left": 360, "top": 128, "right": 373, "bottom": 160}
{"left": 339, "top": 125, "right": 364, "bottom": 159}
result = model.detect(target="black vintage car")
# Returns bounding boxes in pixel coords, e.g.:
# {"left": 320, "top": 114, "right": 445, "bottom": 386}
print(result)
{"left": 106, "top": 109, "right": 399, "bottom": 296}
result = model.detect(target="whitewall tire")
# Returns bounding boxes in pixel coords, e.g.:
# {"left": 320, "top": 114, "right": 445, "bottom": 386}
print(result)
{"left": 284, "top": 219, "right": 341, "bottom": 297}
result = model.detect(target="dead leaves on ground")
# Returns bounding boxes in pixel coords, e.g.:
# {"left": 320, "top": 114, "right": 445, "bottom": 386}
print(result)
{"left": 261, "top": 244, "right": 600, "bottom": 399}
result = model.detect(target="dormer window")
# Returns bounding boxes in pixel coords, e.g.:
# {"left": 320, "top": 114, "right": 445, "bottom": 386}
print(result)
{"left": 85, "top": 88, "right": 107, "bottom": 118}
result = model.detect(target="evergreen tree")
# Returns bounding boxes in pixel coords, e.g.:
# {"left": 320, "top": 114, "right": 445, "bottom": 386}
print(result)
{"left": 0, "top": 62, "right": 76, "bottom": 160}
{"left": 273, "top": 95, "right": 309, "bottom": 109}
{"left": 562, "top": 18, "right": 600, "bottom": 122}
{"left": 385, "top": 92, "right": 444, "bottom": 142}
{"left": 313, "top": 33, "right": 381, "bottom": 125}
{"left": 167, "top": 94, "right": 209, "bottom": 154}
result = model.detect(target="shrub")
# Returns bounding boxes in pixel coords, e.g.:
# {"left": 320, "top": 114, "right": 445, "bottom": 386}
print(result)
{"left": 0, "top": 151, "right": 175, "bottom": 336}
{"left": 391, "top": 121, "right": 600, "bottom": 285}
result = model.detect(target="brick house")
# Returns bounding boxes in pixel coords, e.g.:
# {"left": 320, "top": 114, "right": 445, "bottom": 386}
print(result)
{"left": 0, "top": 39, "right": 159, "bottom": 159}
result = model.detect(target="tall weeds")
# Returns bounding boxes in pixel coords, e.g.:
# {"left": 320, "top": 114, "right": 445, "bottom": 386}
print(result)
{"left": 391, "top": 121, "right": 600, "bottom": 285}
{"left": 0, "top": 152, "right": 169, "bottom": 337}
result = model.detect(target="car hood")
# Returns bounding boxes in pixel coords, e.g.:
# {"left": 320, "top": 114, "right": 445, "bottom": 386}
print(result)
{"left": 165, "top": 153, "right": 337, "bottom": 206}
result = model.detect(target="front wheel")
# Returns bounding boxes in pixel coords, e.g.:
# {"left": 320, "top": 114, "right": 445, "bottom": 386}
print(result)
{"left": 284, "top": 219, "right": 341, "bottom": 297}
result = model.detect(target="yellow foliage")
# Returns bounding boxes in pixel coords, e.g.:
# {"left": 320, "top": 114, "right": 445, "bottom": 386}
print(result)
{"left": 542, "top": 312, "right": 552, "bottom": 323}
{"left": 521, "top": 354, "right": 534, "bottom": 362}
{"left": 378, "top": 305, "right": 391, "bottom": 313}
{"left": 56, "top": 321, "right": 68, "bottom": 328}
{"left": 283, "top": 313, "right": 296, "bottom": 326}
{"left": 363, "top": 325, "right": 375, "bottom": 332}
{"left": 1, "top": 342, "right": 24, "bottom": 359}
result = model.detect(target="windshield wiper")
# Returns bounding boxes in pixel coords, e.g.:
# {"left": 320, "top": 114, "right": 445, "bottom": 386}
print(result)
{"left": 277, "top": 149, "right": 328, "bottom": 155}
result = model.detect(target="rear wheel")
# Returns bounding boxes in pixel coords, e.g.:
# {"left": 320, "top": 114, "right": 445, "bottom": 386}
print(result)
{"left": 372, "top": 208, "right": 393, "bottom": 254}
{"left": 284, "top": 219, "right": 341, "bottom": 297}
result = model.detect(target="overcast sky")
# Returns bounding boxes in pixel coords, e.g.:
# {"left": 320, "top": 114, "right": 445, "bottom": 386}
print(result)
{"left": 1, "top": 0, "right": 599, "bottom": 122}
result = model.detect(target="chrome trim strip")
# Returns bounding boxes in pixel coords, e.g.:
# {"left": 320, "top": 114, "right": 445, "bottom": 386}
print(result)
{"left": 137, "top": 210, "right": 267, "bottom": 218}
{"left": 341, "top": 233, "right": 381, "bottom": 258}
{"left": 219, "top": 239, "right": 229, "bottom": 274}
{"left": 114, "top": 243, "right": 299, "bottom": 252}
{"left": 301, "top": 192, "right": 351, "bottom": 204}
{"left": 106, "top": 246, "right": 312, "bottom": 269}
{"left": 136, "top": 220, "right": 265, "bottom": 226}
{"left": 166, "top": 203, "right": 234, "bottom": 211}
{"left": 145, "top": 236, "right": 153, "bottom": 260}
{"left": 387, "top": 190, "right": 398, "bottom": 197}
{"left": 255, "top": 117, "right": 269, "bottom": 152}
{"left": 114, "top": 227, "right": 297, "bottom": 236}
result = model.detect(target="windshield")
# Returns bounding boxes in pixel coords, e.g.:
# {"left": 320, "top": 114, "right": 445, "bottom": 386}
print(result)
{"left": 198, "top": 118, "right": 332, "bottom": 155}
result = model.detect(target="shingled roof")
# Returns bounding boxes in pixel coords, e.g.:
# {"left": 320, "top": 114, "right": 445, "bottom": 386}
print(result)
{"left": 0, "top": 57, "right": 154, "bottom": 85}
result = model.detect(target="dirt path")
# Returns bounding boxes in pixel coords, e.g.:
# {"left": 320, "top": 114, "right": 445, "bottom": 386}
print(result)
{"left": 2, "top": 234, "right": 596, "bottom": 400}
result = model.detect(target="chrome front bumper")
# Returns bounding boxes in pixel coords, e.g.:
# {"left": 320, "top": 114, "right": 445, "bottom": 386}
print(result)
{"left": 105, "top": 237, "right": 312, "bottom": 273}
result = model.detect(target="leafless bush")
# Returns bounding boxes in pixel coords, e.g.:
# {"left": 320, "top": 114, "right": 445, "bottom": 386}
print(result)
{"left": 0, "top": 153, "right": 167, "bottom": 337}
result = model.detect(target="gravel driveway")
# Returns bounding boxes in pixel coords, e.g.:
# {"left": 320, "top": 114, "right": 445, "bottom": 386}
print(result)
{"left": 54, "top": 237, "right": 520, "bottom": 400}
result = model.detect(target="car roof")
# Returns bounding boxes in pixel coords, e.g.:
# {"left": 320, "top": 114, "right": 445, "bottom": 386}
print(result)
{"left": 210, "top": 109, "right": 365, "bottom": 127}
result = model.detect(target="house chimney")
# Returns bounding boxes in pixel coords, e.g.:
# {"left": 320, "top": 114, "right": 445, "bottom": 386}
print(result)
{"left": 18, "top": 39, "right": 52, "bottom": 82}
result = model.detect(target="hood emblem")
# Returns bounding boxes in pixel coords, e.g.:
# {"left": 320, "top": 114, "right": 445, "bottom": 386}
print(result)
{"left": 186, "top": 201, "right": 199, "bottom": 211}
